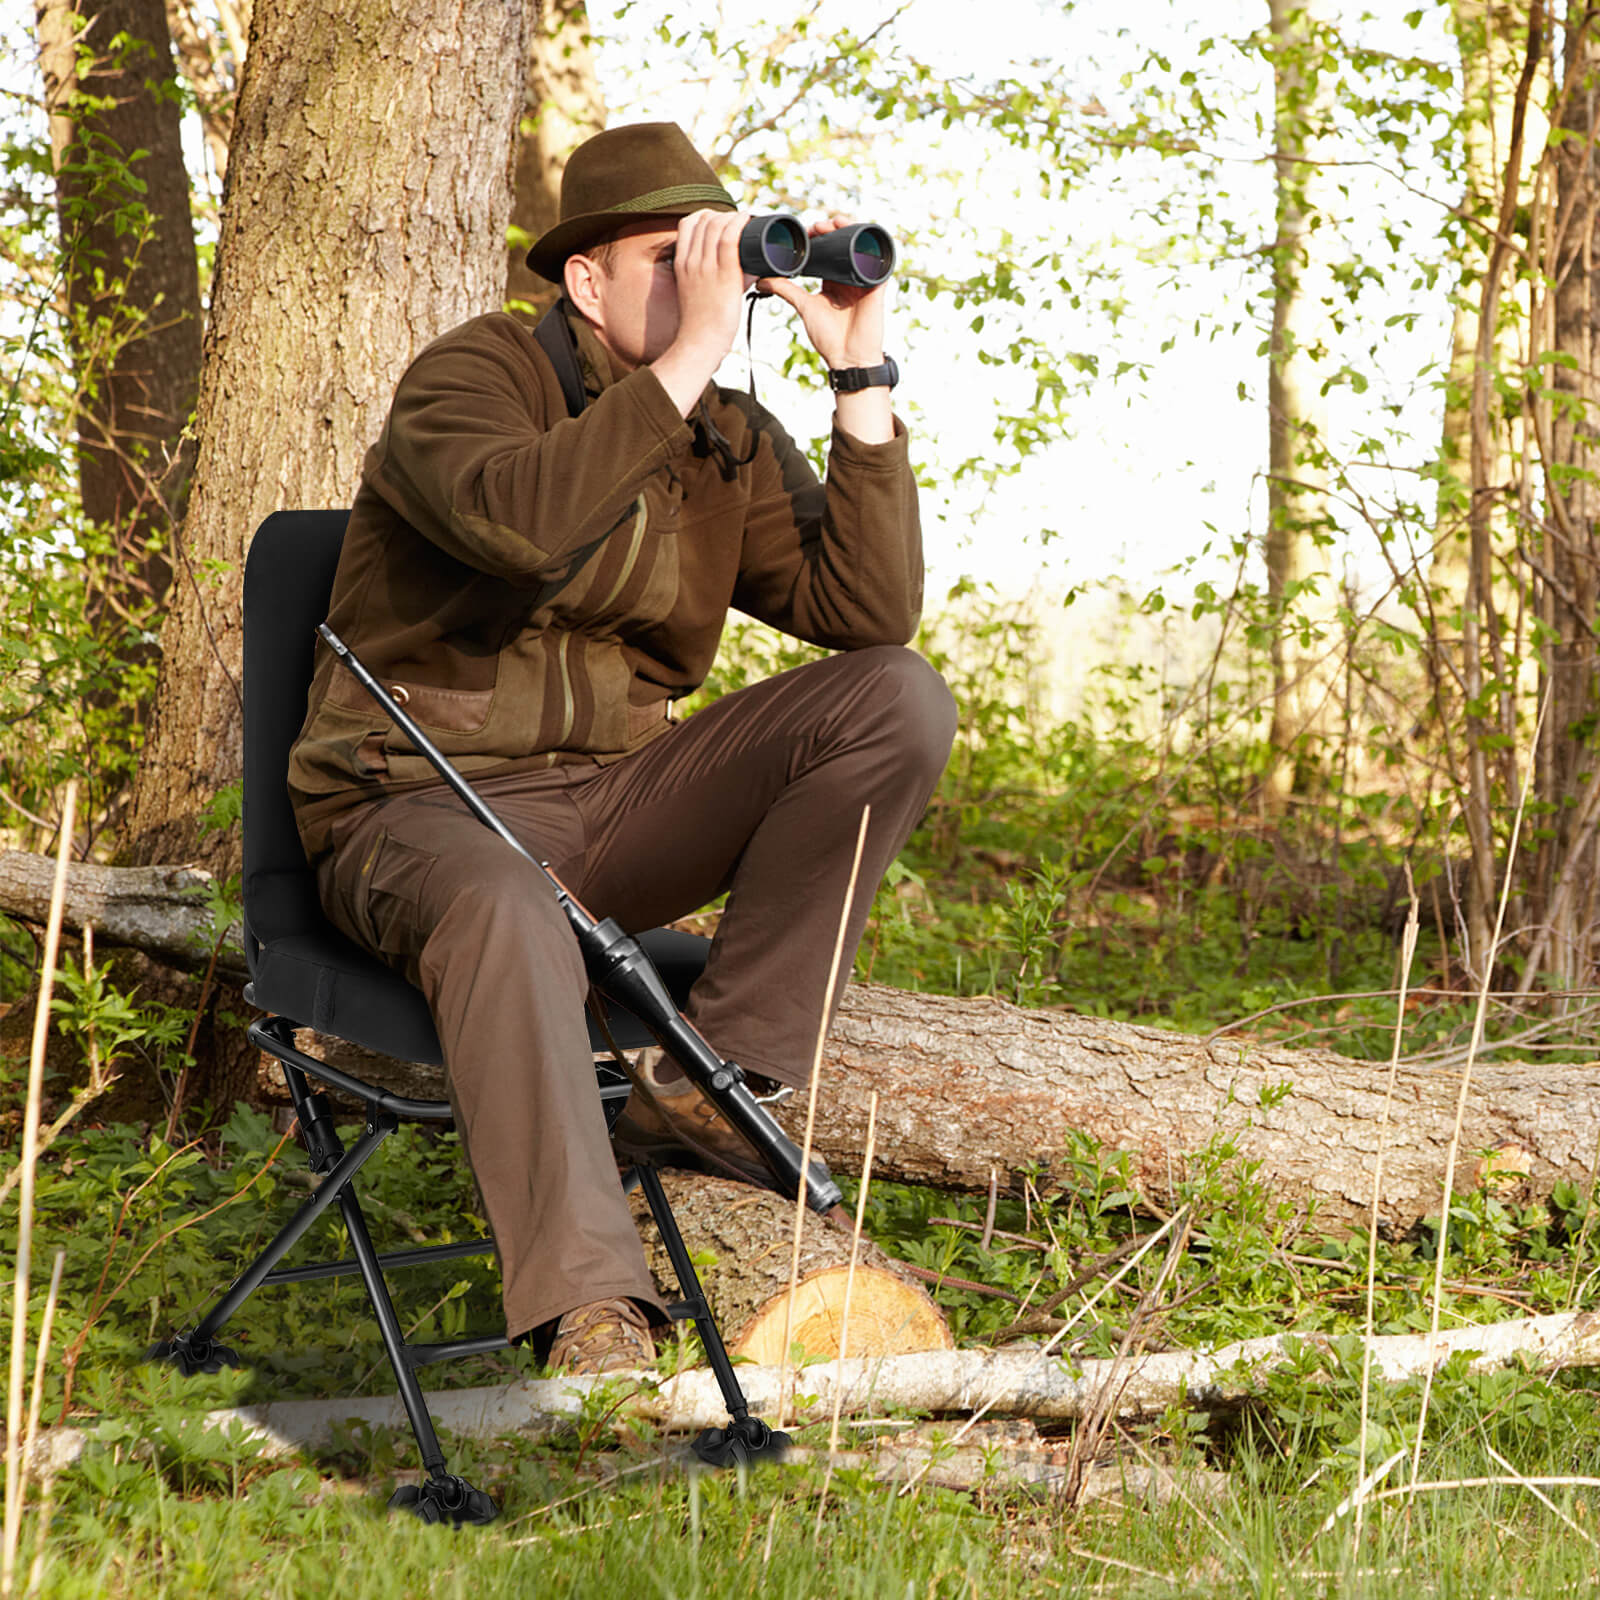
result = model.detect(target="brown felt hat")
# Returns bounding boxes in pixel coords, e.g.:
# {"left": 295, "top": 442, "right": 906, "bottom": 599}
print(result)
{"left": 526, "top": 122, "right": 737, "bottom": 283}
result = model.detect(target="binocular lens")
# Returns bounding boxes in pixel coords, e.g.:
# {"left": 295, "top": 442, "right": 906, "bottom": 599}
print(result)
{"left": 847, "top": 228, "right": 893, "bottom": 285}
{"left": 802, "top": 222, "right": 897, "bottom": 287}
{"left": 736, "top": 215, "right": 899, "bottom": 287}
{"left": 739, "top": 214, "right": 809, "bottom": 277}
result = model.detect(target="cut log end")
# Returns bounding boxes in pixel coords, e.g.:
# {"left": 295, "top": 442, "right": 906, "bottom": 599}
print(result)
{"left": 730, "top": 1262, "right": 953, "bottom": 1365}
{"left": 630, "top": 1171, "right": 954, "bottom": 1362}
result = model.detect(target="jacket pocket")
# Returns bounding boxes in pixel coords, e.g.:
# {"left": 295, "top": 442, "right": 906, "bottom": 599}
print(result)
{"left": 329, "top": 666, "right": 495, "bottom": 738}
{"left": 384, "top": 680, "right": 494, "bottom": 735}
{"left": 288, "top": 699, "right": 396, "bottom": 794}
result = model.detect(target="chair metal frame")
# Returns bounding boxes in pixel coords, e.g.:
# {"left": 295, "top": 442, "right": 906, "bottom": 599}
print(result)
{"left": 151, "top": 511, "right": 798, "bottom": 1526}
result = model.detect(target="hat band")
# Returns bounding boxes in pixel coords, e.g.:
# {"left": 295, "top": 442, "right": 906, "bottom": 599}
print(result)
{"left": 608, "top": 182, "right": 735, "bottom": 215}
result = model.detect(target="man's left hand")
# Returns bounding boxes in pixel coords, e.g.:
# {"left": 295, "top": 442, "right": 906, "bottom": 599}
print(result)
{"left": 757, "top": 215, "right": 889, "bottom": 371}
{"left": 760, "top": 216, "right": 894, "bottom": 444}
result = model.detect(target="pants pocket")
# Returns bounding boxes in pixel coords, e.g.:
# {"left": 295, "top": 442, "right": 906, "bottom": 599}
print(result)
{"left": 359, "top": 829, "right": 439, "bottom": 956}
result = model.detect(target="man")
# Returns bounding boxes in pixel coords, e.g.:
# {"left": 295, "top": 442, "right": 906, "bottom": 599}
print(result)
{"left": 288, "top": 122, "right": 956, "bottom": 1373}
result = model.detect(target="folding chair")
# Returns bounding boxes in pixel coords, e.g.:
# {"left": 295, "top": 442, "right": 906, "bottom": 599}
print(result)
{"left": 152, "top": 509, "right": 792, "bottom": 1524}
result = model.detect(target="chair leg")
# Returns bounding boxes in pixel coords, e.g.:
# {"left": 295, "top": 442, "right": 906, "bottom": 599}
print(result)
{"left": 148, "top": 1119, "right": 394, "bottom": 1375}
{"left": 150, "top": 1067, "right": 497, "bottom": 1524}
{"left": 331, "top": 1181, "right": 495, "bottom": 1525}
{"left": 633, "top": 1164, "right": 791, "bottom": 1468}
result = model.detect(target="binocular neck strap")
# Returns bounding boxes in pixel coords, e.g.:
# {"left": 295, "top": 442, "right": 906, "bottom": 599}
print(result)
{"left": 533, "top": 300, "right": 590, "bottom": 421}
{"left": 697, "top": 293, "right": 767, "bottom": 478}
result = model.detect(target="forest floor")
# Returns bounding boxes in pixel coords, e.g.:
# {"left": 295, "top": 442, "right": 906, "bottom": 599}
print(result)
{"left": 10, "top": 682, "right": 1600, "bottom": 1596}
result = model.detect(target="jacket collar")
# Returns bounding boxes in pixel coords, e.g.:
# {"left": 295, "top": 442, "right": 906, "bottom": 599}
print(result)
{"left": 563, "top": 302, "right": 622, "bottom": 402}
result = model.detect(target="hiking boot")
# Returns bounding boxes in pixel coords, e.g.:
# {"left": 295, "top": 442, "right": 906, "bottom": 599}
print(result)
{"left": 547, "top": 1297, "right": 655, "bottom": 1376}
{"left": 611, "top": 1047, "right": 781, "bottom": 1193}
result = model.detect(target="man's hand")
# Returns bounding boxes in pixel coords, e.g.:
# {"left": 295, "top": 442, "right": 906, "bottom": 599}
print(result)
{"left": 760, "top": 216, "right": 894, "bottom": 445}
{"left": 652, "top": 210, "right": 750, "bottom": 417}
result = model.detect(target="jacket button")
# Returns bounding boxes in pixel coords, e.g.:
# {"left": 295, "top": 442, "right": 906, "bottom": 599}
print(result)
{"left": 389, "top": 684, "right": 410, "bottom": 706}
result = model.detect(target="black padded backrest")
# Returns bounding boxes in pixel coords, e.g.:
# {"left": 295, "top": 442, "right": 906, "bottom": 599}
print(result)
{"left": 241, "top": 510, "right": 349, "bottom": 957}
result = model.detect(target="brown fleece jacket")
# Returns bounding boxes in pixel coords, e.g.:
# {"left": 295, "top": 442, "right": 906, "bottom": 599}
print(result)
{"left": 288, "top": 307, "right": 924, "bottom": 857}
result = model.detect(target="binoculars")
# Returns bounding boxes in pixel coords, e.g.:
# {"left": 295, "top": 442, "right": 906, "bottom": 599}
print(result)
{"left": 738, "top": 216, "right": 897, "bottom": 287}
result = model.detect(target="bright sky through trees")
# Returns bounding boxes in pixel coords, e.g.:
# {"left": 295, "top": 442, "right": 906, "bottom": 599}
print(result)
{"left": 0, "top": 0, "right": 1462, "bottom": 602}
{"left": 593, "top": 0, "right": 1459, "bottom": 601}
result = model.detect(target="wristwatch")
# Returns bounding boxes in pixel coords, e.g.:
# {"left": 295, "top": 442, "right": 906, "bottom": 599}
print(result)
{"left": 827, "top": 356, "right": 900, "bottom": 393}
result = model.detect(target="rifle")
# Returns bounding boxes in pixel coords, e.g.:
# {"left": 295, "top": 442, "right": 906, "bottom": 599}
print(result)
{"left": 318, "top": 623, "right": 843, "bottom": 1216}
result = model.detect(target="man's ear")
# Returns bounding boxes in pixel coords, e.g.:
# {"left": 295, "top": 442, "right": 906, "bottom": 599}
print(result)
{"left": 564, "top": 254, "right": 599, "bottom": 318}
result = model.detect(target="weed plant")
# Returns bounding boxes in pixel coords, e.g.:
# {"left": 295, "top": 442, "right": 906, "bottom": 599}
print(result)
{"left": 11, "top": 1105, "right": 1600, "bottom": 1597}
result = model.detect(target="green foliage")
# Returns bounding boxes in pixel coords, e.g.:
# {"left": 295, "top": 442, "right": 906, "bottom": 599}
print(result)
{"left": 852, "top": 1119, "right": 1600, "bottom": 1356}
{"left": 13, "top": 1100, "right": 1600, "bottom": 1596}
{"left": 0, "top": 21, "right": 176, "bottom": 852}
{"left": 50, "top": 953, "right": 190, "bottom": 1081}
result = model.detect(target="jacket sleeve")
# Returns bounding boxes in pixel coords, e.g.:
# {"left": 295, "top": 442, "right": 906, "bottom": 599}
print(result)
{"left": 368, "top": 320, "right": 694, "bottom": 587}
{"left": 731, "top": 404, "right": 925, "bottom": 650}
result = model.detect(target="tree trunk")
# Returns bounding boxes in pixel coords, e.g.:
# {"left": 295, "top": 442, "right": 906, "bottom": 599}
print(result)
{"left": 1433, "top": 0, "right": 1548, "bottom": 623}
{"left": 781, "top": 985, "right": 1595, "bottom": 1237}
{"left": 504, "top": 0, "right": 604, "bottom": 319}
{"left": 120, "top": 0, "right": 534, "bottom": 873}
{"left": 1264, "top": 0, "right": 1340, "bottom": 807}
{"left": 36, "top": 0, "right": 204, "bottom": 615}
{"left": 1452, "top": 3, "right": 1549, "bottom": 979}
{"left": 1523, "top": 6, "right": 1600, "bottom": 991}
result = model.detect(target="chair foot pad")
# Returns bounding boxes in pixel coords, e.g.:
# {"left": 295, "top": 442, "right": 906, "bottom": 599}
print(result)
{"left": 147, "top": 1331, "right": 244, "bottom": 1377}
{"left": 389, "top": 1474, "right": 498, "bottom": 1526}
{"left": 691, "top": 1417, "right": 791, "bottom": 1468}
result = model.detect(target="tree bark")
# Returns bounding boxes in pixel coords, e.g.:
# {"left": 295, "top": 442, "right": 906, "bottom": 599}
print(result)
{"left": 1264, "top": 0, "right": 1340, "bottom": 807}
{"left": 1523, "top": 5, "right": 1600, "bottom": 991}
{"left": 5, "top": 848, "right": 1595, "bottom": 1238}
{"left": 0, "top": 851, "right": 241, "bottom": 976}
{"left": 1433, "top": 0, "right": 1548, "bottom": 624}
{"left": 36, "top": 0, "right": 204, "bottom": 615}
{"left": 120, "top": 0, "right": 534, "bottom": 872}
{"left": 504, "top": 0, "right": 605, "bottom": 319}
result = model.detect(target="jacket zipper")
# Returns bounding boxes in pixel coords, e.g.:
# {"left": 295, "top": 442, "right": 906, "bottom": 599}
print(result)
{"left": 554, "top": 630, "right": 575, "bottom": 745}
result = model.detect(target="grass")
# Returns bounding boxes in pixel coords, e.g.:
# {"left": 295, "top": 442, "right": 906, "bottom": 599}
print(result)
{"left": 7, "top": 1098, "right": 1600, "bottom": 1597}
{"left": 19, "top": 1369, "right": 1600, "bottom": 1597}
{"left": 10, "top": 612, "right": 1600, "bottom": 1594}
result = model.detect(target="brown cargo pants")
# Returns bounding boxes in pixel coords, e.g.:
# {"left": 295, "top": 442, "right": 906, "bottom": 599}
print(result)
{"left": 314, "top": 644, "right": 957, "bottom": 1343}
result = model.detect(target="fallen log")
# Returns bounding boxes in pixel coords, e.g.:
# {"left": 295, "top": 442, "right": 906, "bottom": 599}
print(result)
{"left": 264, "top": 990, "right": 1600, "bottom": 1236}
{"left": 0, "top": 851, "right": 244, "bottom": 978}
{"left": 785, "top": 986, "right": 1600, "bottom": 1235}
{"left": 10, "top": 848, "right": 1600, "bottom": 1233}
{"left": 28, "top": 1308, "right": 1600, "bottom": 1474}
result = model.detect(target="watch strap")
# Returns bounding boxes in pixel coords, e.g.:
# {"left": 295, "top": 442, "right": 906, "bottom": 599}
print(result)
{"left": 827, "top": 356, "right": 899, "bottom": 393}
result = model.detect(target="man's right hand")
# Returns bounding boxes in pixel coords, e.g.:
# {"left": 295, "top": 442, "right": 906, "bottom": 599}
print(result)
{"left": 652, "top": 210, "right": 750, "bottom": 418}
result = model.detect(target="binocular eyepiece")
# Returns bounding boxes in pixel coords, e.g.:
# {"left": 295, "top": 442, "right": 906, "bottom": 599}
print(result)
{"left": 738, "top": 216, "right": 897, "bottom": 288}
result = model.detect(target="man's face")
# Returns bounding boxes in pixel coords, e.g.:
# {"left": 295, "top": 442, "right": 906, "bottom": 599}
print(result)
{"left": 570, "top": 220, "right": 685, "bottom": 372}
